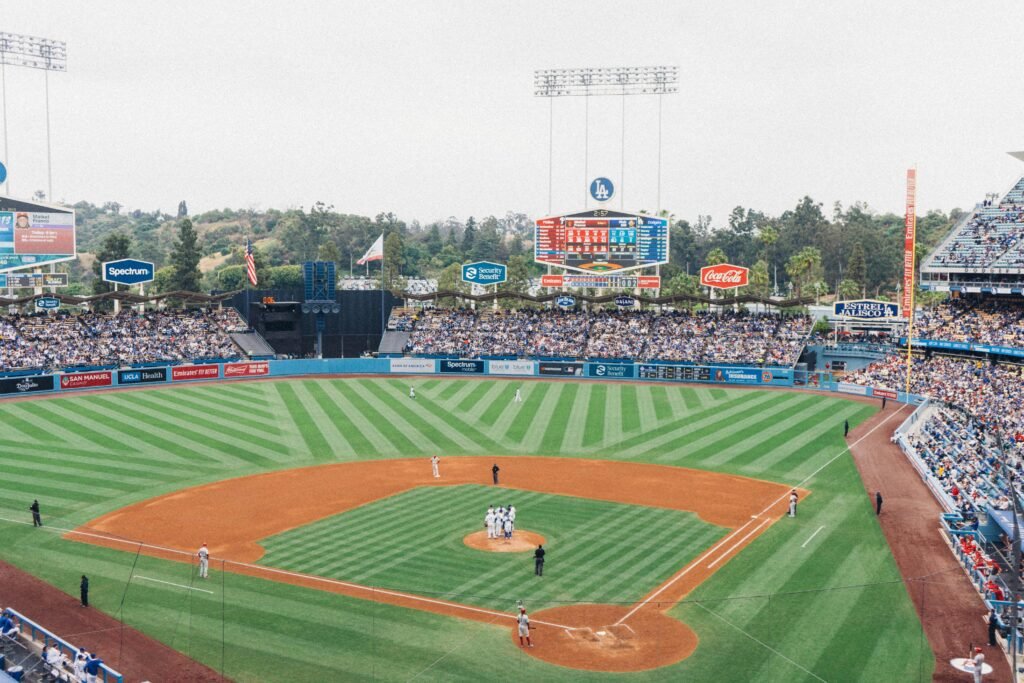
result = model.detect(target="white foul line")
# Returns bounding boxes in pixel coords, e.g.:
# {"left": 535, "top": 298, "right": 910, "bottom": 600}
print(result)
{"left": 615, "top": 403, "right": 911, "bottom": 626}
{"left": 801, "top": 526, "right": 826, "bottom": 549}
{"left": 0, "top": 516, "right": 572, "bottom": 630}
{"left": 134, "top": 575, "right": 214, "bottom": 594}
{"left": 707, "top": 519, "right": 770, "bottom": 569}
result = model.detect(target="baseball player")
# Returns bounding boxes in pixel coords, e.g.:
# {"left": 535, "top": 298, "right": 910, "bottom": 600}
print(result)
{"left": 430, "top": 455, "right": 440, "bottom": 478}
{"left": 517, "top": 607, "right": 534, "bottom": 647}
{"left": 198, "top": 543, "right": 210, "bottom": 579}
{"left": 508, "top": 505, "right": 516, "bottom": 529}
{"left": 514, "top": 388, "right": 522, "bottom": 403}
{"left": 73, "top": 649, "right": 87, "bottom": 682}
{"left": 971, "top": 646, "right": 985, "bottom": 683}
{"left": 485, "top": 510, "right": 497, "bottom": 539}
{"left": 503, "top": 516, "right": 514, "bottom": 540}
{"left": 788, "top": 490, "right": 798, "bottom": 517}
{"left": 409, "top": 386, "right": 416, "bottom": 399}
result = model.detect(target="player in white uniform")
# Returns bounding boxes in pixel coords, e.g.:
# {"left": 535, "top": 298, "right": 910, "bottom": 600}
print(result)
{"left": 485, "top": 511, "right": 496, "bottom": 539}
{"left": 503, "top": 517, "right": 514, "bottom": 540}
{"left": 514, "top": 388, "right": 522, "bottom": 403}
{"left": 517, "top": 607, "right": 533, "bottom": 647}
{"left": 198, "top": 543, "right": 210, "bottom": 579}
{"left": 73, "top": 649, "right": 87, "bottom": 682}
{"left": 508, "top": 505, "right": 516, "bottom": 530}
{"left": 971, "top": 647, "right": 985, "bottom": 683}
{"left": 430, "top": 455, "right": 440, "bottom": 478}
{"left": 409, "top": 386, "right": 416, "bottom": 399}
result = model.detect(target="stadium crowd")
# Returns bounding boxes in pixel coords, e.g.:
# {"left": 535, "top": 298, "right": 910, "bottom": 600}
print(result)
{"left": 401, "top": 308, "right": 812, "bottom": 365}
{"left": 914, "top": 298, "right": 1024, "bottom": 347}
{"left": 929, "top": 177, "right": 1024, "bottom": 268}
{"left": 0, "top": 308, "right": 244, "bottom": 372}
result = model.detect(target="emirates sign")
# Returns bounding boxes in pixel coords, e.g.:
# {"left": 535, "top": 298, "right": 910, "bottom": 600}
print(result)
{"left": 700, "top": 264, "right": 749, "bottom": 289}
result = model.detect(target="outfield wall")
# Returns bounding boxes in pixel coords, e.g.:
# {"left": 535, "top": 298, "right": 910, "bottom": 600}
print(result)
{"left": 0, "top": 358, "right": 924, "bottom": 404}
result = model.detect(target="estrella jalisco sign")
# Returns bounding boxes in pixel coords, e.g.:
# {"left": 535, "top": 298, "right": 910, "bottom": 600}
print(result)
{"left": 833, "top": 300, "right": 900, "bottom": 319}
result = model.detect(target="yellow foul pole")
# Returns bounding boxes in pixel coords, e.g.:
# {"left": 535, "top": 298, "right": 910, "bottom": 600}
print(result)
{"left": 903, "top": 169, "right": 917, "bottom": 395}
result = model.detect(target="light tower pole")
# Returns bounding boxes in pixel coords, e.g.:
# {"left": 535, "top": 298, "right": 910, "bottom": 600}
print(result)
{"left": 0, "top": 32, "right": 68, "bottom": 199}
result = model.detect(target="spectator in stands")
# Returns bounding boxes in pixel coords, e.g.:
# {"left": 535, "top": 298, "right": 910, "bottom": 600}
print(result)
{"left": 0, "top": 611, "right": 18, "bottom": 641}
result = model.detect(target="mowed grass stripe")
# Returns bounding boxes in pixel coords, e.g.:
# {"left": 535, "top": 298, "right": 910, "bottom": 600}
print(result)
{"left": 581, "top": 384, "right": 607, "bottom": 449}
{"left": 316, "top": 382, "right": 396, "bottom": 455}
{"left": 557, "top": 383, "right": 592, "bottom": 453}
{"left": 328, "top": 382, "right": 422, "bottom": 455}
{"left": 499, "top": 382, "right": 551, "bottom": 445}
{"left": 126, "top": 393, "right": 291, "bottom": 457}
{"left": 15, "top": 401, "right": 131, "bottom": 453}
{"left": 602, "top": 384, "right": 623, "bottom": 447}
{"left": 87, "top": 395, "right": 276, "bottom": 468}
{"left": 0, "top": 440, "right": 207, "bottom": 476}
{"left": 0, "top": 460, "right": 154, "bottom": 490}
{"left": 36, "top": 400, "right": 215, "bottom": 467}
{"left": 619, "top": 384, "right": 641, "bottom": 435}
{"left": 689, "top": 394, "right": 822, "bottom": 467}
{"left": 0, "top": 404, "right": 65, "bottom": 443}
{"left": 179, "top": 384, "right": 277, "bottom": 419}
{"left": 603, "top": 390, "right": 773, "bottom": 458}
{"left": 476, "top": 382, "right": 513, "bottom": 427}
{"left": 455, "top": 381, "right": 493, "bottom": 414}
{"left": 638, "top": 392, "right": 799, "bottom": 461}
{"left": 539, "top": 383, "right": 579, "bottom": 454}
{"left": 650, "top": 385, "right": 673, "bottom": 421}
{"left": 144, "top": 390, "right": 283, "bottom": 437}
{"left": 273, "top": 382, "right": 333, "bottom": 460}
{"left": 436, "top": 380, "right": 465, "bottom": 401}
{"left": 378, "top": 381, "right": 507, "bottom": 454}
{"left": 298, "top": 381, "right": 357, "bottom": 460}
{"left": 680, "top": 387, "right": 701, "bottom": 411}
{"left": 359, "top": 380, "right": 469, "bottom": 454}
{"left": 735, "top": 402, "right": 860, "bottom": 475}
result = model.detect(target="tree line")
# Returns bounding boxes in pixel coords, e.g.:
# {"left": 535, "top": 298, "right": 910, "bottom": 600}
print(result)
{"left": 68, "top": 195, "right": 960, "bottom": 301}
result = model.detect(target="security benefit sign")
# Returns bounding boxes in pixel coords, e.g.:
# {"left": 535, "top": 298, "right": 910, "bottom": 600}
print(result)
{"left": 833, "top": 300, "right": 900, "bottom": 319}
{"left": 587, "top": 363, "right": 635, "bottom": 379}
{"left": 461, "top": 262, "right": 507, "bottom": 286}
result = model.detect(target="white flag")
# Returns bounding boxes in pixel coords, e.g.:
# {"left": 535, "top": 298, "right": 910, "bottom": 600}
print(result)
{"left": 357, "top": 234, "right": 384, "bottom": 265}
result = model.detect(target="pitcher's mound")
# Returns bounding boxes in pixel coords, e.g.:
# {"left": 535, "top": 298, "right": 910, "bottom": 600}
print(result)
{"left": 463, "top": 530, "right": 545, "bottom": 553}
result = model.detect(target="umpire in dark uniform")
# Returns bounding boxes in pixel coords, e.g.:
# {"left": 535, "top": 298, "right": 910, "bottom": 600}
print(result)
{"left": 492, "top": 463, "right": 500, "bottom": 485}
{"left": 30, "top": 499, "right": 42, "bottom": 527}
{"left": 80, "top": 575, "right": 89, "bottom": 607}
{"left": 534, "top": 545, "right": 545, "bottom": 576}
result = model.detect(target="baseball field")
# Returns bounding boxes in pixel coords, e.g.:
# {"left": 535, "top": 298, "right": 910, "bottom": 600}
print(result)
{"left": 0, "top": 378, "right": 932, "bottom": 681}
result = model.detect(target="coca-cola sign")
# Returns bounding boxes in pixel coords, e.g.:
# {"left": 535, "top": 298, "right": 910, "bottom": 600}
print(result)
{"left": 700, "top": 264, "right": 749, "bottom": 289}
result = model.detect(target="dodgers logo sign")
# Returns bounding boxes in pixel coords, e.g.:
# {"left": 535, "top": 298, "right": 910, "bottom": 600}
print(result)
{"left": 590, "top": 177, "right": 614, "bottom": 202}
{"left": 461, "top": 261, "right": 507, "bottom": 286}
{"left": 102, "top": 258, "right": 155, "bottom": 285}
{"left": 556, "top": 295, "right": 576, "bottom": 307}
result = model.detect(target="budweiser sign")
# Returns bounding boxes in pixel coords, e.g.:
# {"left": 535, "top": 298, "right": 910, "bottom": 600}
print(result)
{"left": 700, "top": 264, "right": 749, "bottom": 289}
{"left": 224, "top": 362, "right": 270, "bottom": 378}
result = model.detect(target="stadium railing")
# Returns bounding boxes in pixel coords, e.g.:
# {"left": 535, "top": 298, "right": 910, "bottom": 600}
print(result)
{"left": 4, "top": 608, "right": 123, "bottom": 683}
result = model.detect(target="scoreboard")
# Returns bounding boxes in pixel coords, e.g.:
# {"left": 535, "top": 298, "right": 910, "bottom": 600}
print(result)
{"left": 638, "top": 365, "right": 711, "bottom": 382}
{"left": 535, "top": 210, "right": 669, "bottom": 273}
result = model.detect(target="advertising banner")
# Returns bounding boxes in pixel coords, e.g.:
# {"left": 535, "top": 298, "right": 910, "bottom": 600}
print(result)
{"left": 903, "top": 169, "right": 916, "bottom": 318}
{"left": 117, "top": 368, "right": 168, "bottom": 384}
{"left": 711, "top": 367, "right": 762, "bottom": 384}
{"left": 0, "top": 374, "right": 55, "bottom": 395}
{"left": 0, "top": 273, "right": 68, "bottom": 288}
{"left": 390, "top": 358, "right": 435, "bottom": 374}
{"left": 700, "top": 264, "right": 749, "bottom": 290}
{"left": 587, "top": 363, "right": 635, "bottom": 379}
{"left": 873, "top": 387, "right": 898, "bottom": 399}
{"left": 59, "top": 371, "right": 112, "bottom": 390}
{"left": 837, "top": 382, "right": 869, "bottom": 396}
{"left": 833, "top": 300, "right": 900, "bottom": 319}
{"left": 538, "top": 362, "right": 583, "bottom": 376}
{"left": 461, "top": 261, "right": 507, "bottom": 286}
{"left": 172, "top": 365, "right": 221, "bottom": 381}
{"left": 102, "top": 259, "right": 155, "bottom": 285}
{"left": 0, "top": 204, "right": 76, "bottom": 271}
{"left": 488, "top": 360, "right": 535, "bottom": 376}
{"left": 440, "top": 360, "right": 484, "bottom": 373}
{"left": 224, "top": 361, "right": 270, "bottom": 378}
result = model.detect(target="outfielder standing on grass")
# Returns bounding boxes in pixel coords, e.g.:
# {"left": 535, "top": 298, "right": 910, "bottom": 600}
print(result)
{"left": 430, "top": 455, "right": 440, "bottom": 478}
{"left": 517, "top": 607, "right": 534, "bottom": 647}
{"left": 198, "top": 542, "right": 210, "bottom": 579}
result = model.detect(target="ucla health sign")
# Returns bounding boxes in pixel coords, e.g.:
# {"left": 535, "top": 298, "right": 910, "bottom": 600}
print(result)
{"left": 834, "top": 300, "right": 900, "bottom": 319}
{"left": 461, "top": 261, "right": 507, "bottom": 286}
{"left": 102, "top": 258, "right": 155, "bottom": 285}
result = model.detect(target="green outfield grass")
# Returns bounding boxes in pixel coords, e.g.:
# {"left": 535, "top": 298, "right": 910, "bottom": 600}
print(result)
{"left": 0, "top": 378, "right": 933, "bottom": 681}
{"left": 259, "top": 484, "right": 726, "bottom": 611}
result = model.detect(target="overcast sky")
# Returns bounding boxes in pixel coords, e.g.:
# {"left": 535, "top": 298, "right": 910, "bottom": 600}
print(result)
{"left": 4, "top": 1, "right": 1024, "bottom": 227}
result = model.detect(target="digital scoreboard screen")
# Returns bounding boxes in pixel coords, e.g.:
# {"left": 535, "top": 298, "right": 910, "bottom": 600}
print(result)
{"left": 535, "top": 210, "right": 669, "bottom": 273}
{"left": 638, "top": 365, "right": 711, "bottom": 382}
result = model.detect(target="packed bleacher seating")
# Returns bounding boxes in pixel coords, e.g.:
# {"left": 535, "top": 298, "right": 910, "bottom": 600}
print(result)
{"left": 915, "top": 299, "right": 1024, "bottom": 347}
{"left": 401, "top": 308, "right": 812, "bottom": 365}
{"left": 0, "top": 308, "right": 244, "bottom": 373}
{"left": 928, "top": 177, "right": 1024, "bottom": 268}
{"left": 0, "top": 607, "right": 122, "bottom": 682}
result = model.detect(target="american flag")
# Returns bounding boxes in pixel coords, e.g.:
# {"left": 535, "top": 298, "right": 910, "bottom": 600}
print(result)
{"left": 245, "top": 238, "right": 258, "bottom": 286}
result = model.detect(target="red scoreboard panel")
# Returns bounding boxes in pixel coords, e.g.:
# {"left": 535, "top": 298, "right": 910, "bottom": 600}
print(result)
{"left": 535, "top": 209, "right": 668, "bottom": 273}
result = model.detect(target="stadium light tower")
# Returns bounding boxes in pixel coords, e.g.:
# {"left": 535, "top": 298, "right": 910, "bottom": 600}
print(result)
{"left": 0, "top": 32, "right": 68, "bottom": 199}
{"left": 534, "top": 66, "right": 678, "bottom": 212}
